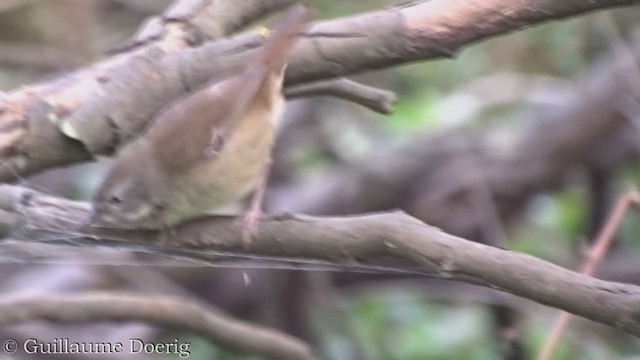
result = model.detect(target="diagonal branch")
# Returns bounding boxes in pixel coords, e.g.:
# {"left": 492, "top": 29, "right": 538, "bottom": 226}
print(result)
{"left": 0, "top": 0, "right": 638, "bottom": 179}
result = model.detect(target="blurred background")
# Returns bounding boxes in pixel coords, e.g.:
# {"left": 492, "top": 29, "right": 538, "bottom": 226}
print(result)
{"left": 1, "top": 0, "right": 640, "bottom": 359}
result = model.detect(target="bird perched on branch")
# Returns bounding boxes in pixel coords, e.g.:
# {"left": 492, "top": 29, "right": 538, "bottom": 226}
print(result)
{"left": 88, "top": 5, "right": 313, "bottom": 244}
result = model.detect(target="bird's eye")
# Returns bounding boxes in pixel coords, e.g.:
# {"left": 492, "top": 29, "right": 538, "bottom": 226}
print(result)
{"left": 108, "top": 195, "right": 122, "bottom": 204}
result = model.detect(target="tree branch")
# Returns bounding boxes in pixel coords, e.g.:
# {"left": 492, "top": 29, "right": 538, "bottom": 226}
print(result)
{"left": 270, "top": 30, "right": 639, "bottom": 244}
{"left": 284, "top": 78, "right": 397, "bottom": 114}
{"left": 124, "top": 0, "right": 295, "bottom": 48}
{"left": 0, "top": 0, "right": 637, "bottom": 179}
{"left": 2, "top": 184, "right": 640, "bottom": 337}
{"left": 0, "top": 291, "right": 316, "bottom": 360}
{"left": 538, "top": 191, "right": 640, "bottom": 360}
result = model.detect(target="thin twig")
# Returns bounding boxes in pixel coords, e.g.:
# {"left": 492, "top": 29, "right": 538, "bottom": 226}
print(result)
{"left": 537, "top": 13, "right": 640, "bottom": 358}
{"left": 285, "top": 78, "right": 397, "bottom": 114}
{"left": 537, "top": 191, "right": 640, "bottom": 360}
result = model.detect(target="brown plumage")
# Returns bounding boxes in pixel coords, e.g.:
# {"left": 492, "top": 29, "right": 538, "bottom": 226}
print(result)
{"left": 90, "top": 5, "right": 313, "bottom": 229}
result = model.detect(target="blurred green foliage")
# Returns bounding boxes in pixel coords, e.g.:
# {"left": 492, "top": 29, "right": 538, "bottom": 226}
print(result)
{"left": 348, "top": 295, "right": 498, "bottom": 360}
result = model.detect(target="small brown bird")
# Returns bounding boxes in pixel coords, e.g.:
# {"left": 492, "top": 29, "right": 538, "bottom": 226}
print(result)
{"left": 88, "top": 5, "right": 313, "bottom": 233}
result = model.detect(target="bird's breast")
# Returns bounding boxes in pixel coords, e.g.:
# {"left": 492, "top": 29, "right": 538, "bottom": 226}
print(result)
{"left": 165, "top": 105, "right": 279, "bottom": 222}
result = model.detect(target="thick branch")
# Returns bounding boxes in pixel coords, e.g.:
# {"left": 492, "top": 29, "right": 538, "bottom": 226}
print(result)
{"left": 0, "top": 292, "right": 316, "bottom": 360}
{"left": 2, "top": 185, "right": 640, "bottom": 337}
{"left": 0, "top": 0, "right": 637, "bottom": 179}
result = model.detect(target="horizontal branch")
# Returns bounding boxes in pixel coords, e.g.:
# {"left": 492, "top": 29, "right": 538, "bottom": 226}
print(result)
{"left": 2, "top": 184, "right": 640, "bottom": 337}
{"left": 0, "top": 292, "right": 316, "bottom": 360}
{"left": 0, "top": 0, "right": 637, "bottom": 179}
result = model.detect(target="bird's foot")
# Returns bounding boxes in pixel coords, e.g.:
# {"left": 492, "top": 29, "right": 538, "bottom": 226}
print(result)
{"left": 240, "top": 163, "right": 269, "bottom": 248}
{"left": 241, "top": 207, "right": 262, "bottom": 248}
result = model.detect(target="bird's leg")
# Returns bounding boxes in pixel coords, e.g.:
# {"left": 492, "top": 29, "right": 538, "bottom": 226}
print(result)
{"left": 241, "top": 163, "right": 271, "bottom": 248}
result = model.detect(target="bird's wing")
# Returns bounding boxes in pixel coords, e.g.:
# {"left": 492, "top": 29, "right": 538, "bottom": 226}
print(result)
{"left": 146, "top": 5, "right": 313, "bottom": 172}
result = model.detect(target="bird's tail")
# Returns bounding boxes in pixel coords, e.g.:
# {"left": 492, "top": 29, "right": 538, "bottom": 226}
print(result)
{"left": 210, "top": 5, "right": 312, "bottom": 137}
{"left": 249, "top": 4, "right": 313, "bottom": 78}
